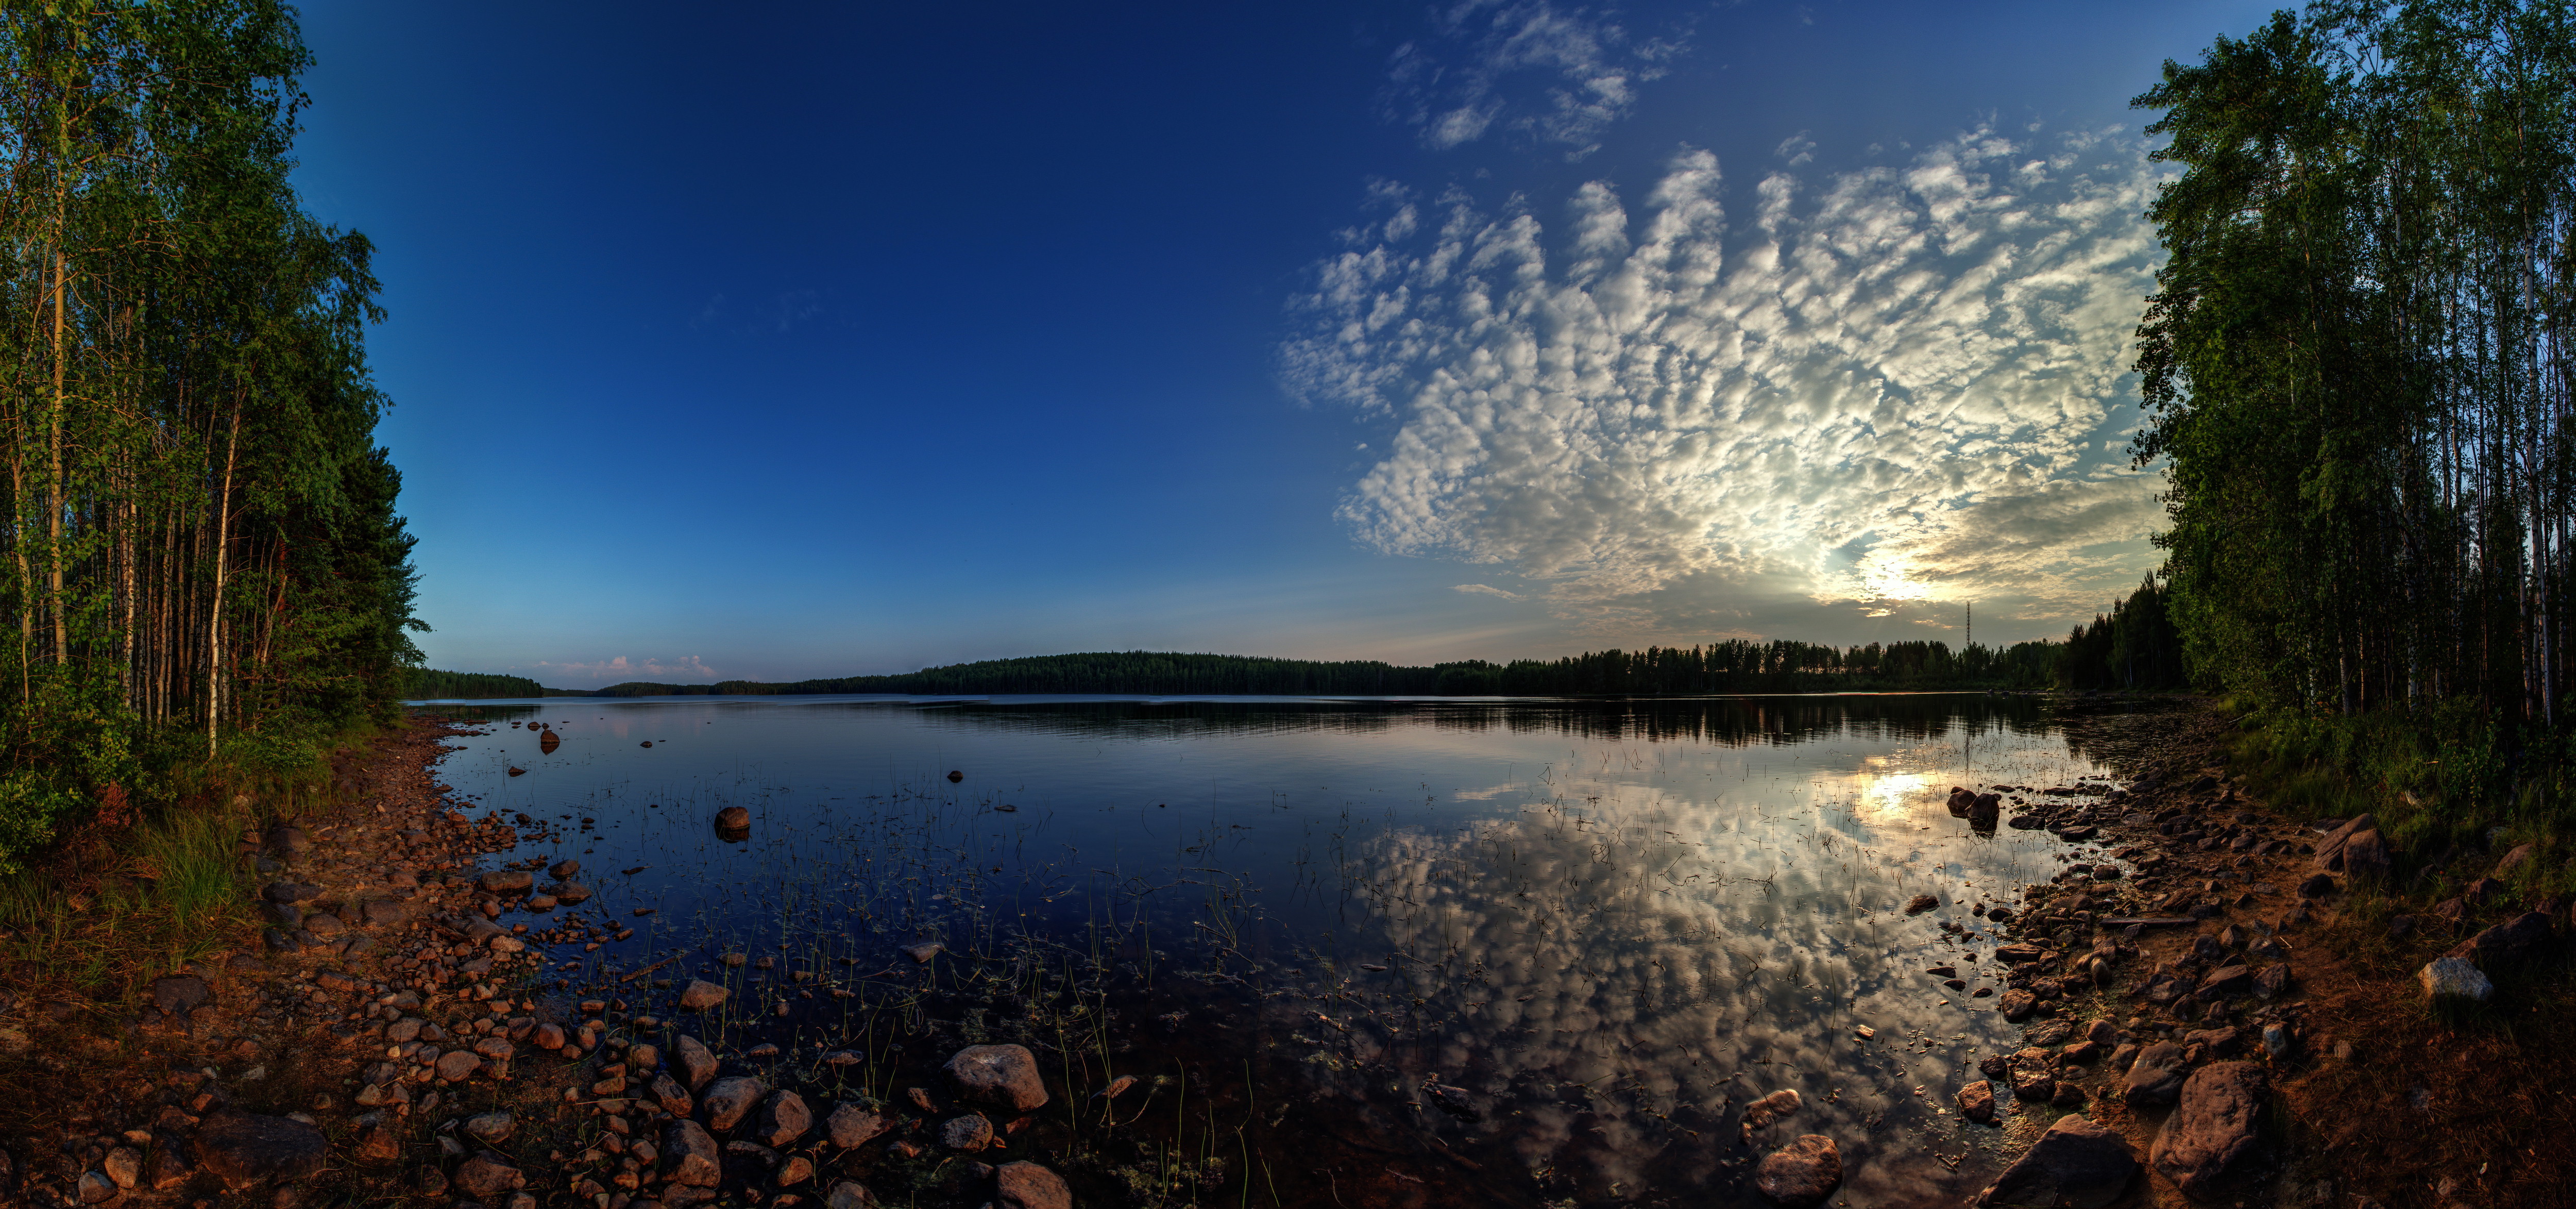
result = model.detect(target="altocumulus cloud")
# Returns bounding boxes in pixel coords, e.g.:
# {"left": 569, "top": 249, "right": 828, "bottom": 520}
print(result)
{"left": 1284, "top": 127, "right": 2172, "bottom": 631}
{"left": 1381, "top": 0, "right": 1683, "bottom": 158}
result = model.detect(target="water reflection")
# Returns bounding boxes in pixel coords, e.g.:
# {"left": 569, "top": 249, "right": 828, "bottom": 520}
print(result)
{"left": 409, "top": 693, "right": 2165, "bottom": 1206}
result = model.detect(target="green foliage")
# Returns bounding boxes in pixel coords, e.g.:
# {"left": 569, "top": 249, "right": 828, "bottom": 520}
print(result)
{"left": 0, "top": 3, "right": 417, "bottom": 869}
{"left": 2056, "top": 578, "right": 2190, "bottom": 691}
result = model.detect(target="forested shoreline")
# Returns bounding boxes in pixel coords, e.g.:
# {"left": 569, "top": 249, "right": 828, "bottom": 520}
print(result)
{"left": 2135, "top": 0, "right": 2576, "bottom": 848}
{"left": 425, "top": 601, "right": 2184, "bottom": 699}
{"left": 0, "top": 5, "right": 419, "bottom": 867}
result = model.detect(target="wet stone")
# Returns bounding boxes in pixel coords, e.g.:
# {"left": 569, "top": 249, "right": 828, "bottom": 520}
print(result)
{"left": 1753, "top": 1135, "right": 1843, "bottom": 1208}
{"left": 663, "top": 1120, "right": 721, "bottom": 1188}
{"left": 944, "top": 1044, "right": 1048, "bottom": 1113}
{"left": 1956, "top": 1080, "right": 1997, "bottom": 1124}
{"left": 993, "top": 1162, "right": 1069, "bottom": 1209}
{"left": 677, "top": 980, "right": 728, "bottom": 1012}
{"left": 754, "top": 1090, "right": 812, "bottom": 1148}
{"left": 827, "top": 1103, "right": 889, "bottom": 1149}
{"left": 938, "top": 1114, "right": 993, "bottom": 1151}
{"left": 1975, "top": 1113, "right": 2139, "bottom": 1209}
{"left": 702, "top": 1076, "right": 768, "bottom": 1132}
{"left": 676, "top": 1034, "right": 720, "bottom": 1091}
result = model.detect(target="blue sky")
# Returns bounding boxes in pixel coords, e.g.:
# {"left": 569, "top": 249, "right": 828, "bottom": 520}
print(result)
{"left": 295, "top": 0, "right": 2276, "bottom": 687}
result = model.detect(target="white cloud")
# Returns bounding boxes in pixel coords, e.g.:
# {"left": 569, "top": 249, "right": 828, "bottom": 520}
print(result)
{"left": 1451, "top": 583, "right": 1527, "bottom": 600}
{"left": 1381, "top": 1, "right": 1684, "bottom": 157}
{"left": 535, "top": 654, "right": 720, "bottom": 684}
{"left": 1283, "top": 128, "right": 2171, "bottom": 632}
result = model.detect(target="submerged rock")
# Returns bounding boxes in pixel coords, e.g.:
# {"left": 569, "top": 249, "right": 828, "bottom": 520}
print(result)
{"left": 945, "top": 1044, "right": 1049, "bottom": 1113}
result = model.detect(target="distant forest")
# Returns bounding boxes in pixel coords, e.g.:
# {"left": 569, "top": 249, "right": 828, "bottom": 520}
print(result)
{"left": 420, "top": 582, "right": 2187, "bottom": 699}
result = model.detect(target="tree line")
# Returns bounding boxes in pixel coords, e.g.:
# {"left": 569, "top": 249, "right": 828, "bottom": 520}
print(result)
{"left": 0, "top": 3, "right": 418, "bottom": 862}
{"left": 405, "top": 669, "right": 537, "bottom": 700}
{"left": 2137, "top": 0, "right": 2574, "bottom": 724}
{"left": 508, "top": 630, "right": 2167, "bottom": 700}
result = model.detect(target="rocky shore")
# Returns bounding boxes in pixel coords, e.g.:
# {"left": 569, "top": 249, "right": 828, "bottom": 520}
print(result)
{"left": 0, "top": 718, "right": 1078, "bottom": 1209}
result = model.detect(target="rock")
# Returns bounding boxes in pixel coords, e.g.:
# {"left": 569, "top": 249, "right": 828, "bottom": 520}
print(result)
{"left": 944, "top": 1044, "right": 1049, "bottom": 1113}
{"left": 76, "top": 1170, "right": 115, "bottom": 1204}
{"left": 533, "top": 1022, "right": 565, "bottom": 1050}
{"left": 1999, "top": 989, "right": 2037, "bottom": 1021}
{"left": 550, "top": 882, "right": 593, "bottom": 903}
{"left": 902, "top": 942, "right": 944, "bottom": 964}
{"left": 478, "top": 870, "right": 534, "bottom": 895}
{"left": 454, "top": 1151, "right": 527, "bottom": 1201}
{"left": 939, "top": 1114, "right": 993, "bottom": 1150}
{"left": 2419, "top": 956, "right": 2493, "bottom": 1003}
{"left": 676, "top": 1033, "right": 720, "bottom": 1090}
{"left": 2449, "top": 911, "right": 2556, "bottom": 970}
{"left": 2495, "top": 843, "right": 2535, "bottom": 877}
{"left": 775, "top": 1155, "right": 815, "bottom": 1187}
{"left": 677, "top": 980, "right": 728, "bottom": 1012}
{"left": 102, "top": 1147, "right": 141, "bottom": 1189}
{"left": 715, "top": 806, "right": 750, "bottom": 829}
{"left": 2311, "top": 814, "right": 2377, "bottom": 870}
{"left": 2262, "top": 1023, "right": 2294, "bottom": 1061}
{"left": 632, "top": 1043, "right": 660, "bottom": 1070}
{"left": 2123, "top": 1041, "right": 2188, "bottom": 1106}
{"left": 2338, "top": 829, "right": 2392, "bottom": 878}
{"left": 465, "top": 1112, "right": 515, "bottom": 1144}
{"left": 664, "top": 1120, "right": 722, "bottom": 1187}
{"left": 2196, "top": 965, "right": 2253, "bottom": 1000}
{"left": 263, "top": 881, "right": 320, "bottom": 903}
{"left": 550, "top": 860, "right": 581, "bottom": 879}
{"left": 2296, "top": 873, "right": 2336, "bottom": 898}
{"left": 826, "top": 1103, "right": 890, "bottom": 1149}
{"left": 195, "top": 1111, "right": 328, "bottom": 1188}
{"left": 1740, "top": 1088, "right": 1802, "bottom": 1136}
{"left": 1905, "top": 894, "right": 1941, "bottom": 914}
{"left": 993, "top": 1162, "right": 1071, "bottom": 1209}
{"left": 148, "top": 974, "right": 213, "bottom": 1016}
{"left": 2007, "top": 1050, "right": 2056, "bottom": 1102}
{"left": 436, "top": 1050, "right": 483, "bottom": 1081}
{"left": 702, "top": 1076, "right": 768, "bottom": 1132}
{"left": 754, "top": 1090, "right": 812, "bottom": 1148}
{"left": 1957, "top": 1080, "right": 1997, "bottom": 1124}
{"left": 361, "top": 900, "right": 409, "bottom": 927}
{"left": 2149, "top": 1062, "right": 2268, "bottom": 1198}
{"left": 473, "top": 1036, "right": 515, "bottom": 1060}
{"left": 2253, "top": 963, "right": 2292, "bottom": 999}
{"left": 1974, "top": 1113, "right": 2139, "bottom": 1208}
{"left": 148, "top": 1144, "right": 195, "bottom": 1188}
{"left": 824, "top": 1181, "right": 878, "bottom": 1209}
{"left": 353, "top": 1120, "right": 401, "bottom": 1163}
{"left": 2051, "top": 1082, "right": 2090, "bottom": 1107}
{"left": 652, "top": 1074, "right": 694, "bottom": 1116}
{"left": 1753, "top": 1135, "right": 1842, "bottom": 1207}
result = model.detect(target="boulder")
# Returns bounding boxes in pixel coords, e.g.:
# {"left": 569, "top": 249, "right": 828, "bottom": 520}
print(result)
{"left": 701, "top": 1076, "right": 767, "bottom": 1132}
{"left": 1956, "top": 1080, "right": 1997, "bottom": 1124}
{"left": 2496, "top": 843, "right": 2536, "bottom": 877}
{"left": 753, "top": 1090, "right": 812, "bottom": 1148}
{"left": 678, "top": 980, "right": 728, "bottom": 1012}
{"left": 993, "top": 1162, "right": 1071, "bottom": 1209}
{"left": 663, "top": 1119, "right": 722, "bottom": 1187}
{"left": 2311, "top": 814, "right": 2378, "bottom": 871}
{"left": 2122, "top": 1041, "right": 2188, "bottom": 1107}
{"left": 2340, "top": 829, "right": 2393, "bottom": 878}
{"left": 676, "top": 1033, "right": 720, "bottom": 1091}
{"left": 1998, "top": 989, "right": 2037, "bottom": 1021}
{"left": 2419, "top": 956, "right": 2493, "bottom": 1003}
{"left": 454, "top": 1151, "right": 526, "bottom": 1201}
{"left": 652, "top": 1074, "right": 694, "bottom": 1117}
{"left": 549, "top": 860, "right": 581, "bottom": 879}
{"left": 2006, "top": 1049, "right": 2056, "bottom": 1102}
{"left": 2196, "top": 965, "right": 2252, "bottom": 1000}
{"left": 2449, "top": 911, "right": 2556, "bottom": 970}
{"left": 715, "top": 806, "right": 750, "bottom": 829}
{"left": 939, "top": 1114, "right": 993, "bottom": 1151}
{"left": 826, "top": 1104, "right": 890, "bottom": 1149}
{"left": 944, "top": 1044, "right": 1049, "bottom": 1113}
{"left": 194, "top": 1111, "right": 328, "bottom": 1188}
{"left": 1974, "top": 1113, "right": 2139, "bottom": 1208}
{"left": 1753, "top": 1135, "right": 1842, "bottom": 1207}
{"left": 2149, "top": 1062, "right": 2268, "bottom": 1198}
{"left": 825, "top": 1181, "right": 878, "bottom": 1209}
{"left": 550, "top": 882, "right": 594, "bottom": 904}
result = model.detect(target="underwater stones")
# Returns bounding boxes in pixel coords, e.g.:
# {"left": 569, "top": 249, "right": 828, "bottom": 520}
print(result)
{"left": 1754, "top": 1135, "right": 1842, "bottom": 1207}
{"left": 827, "top": 1104, "right": 889, "bottom": 1149}
{"left": 1739, "top": 1088, "right": 1802, "bottom": 1138}
{"left": 548, "top": 881, "right": 592, "bottom": 903}
{"left": 1905, "top": 895, "right": 1940, "bottom": 914}
{"left": 663, "top": 1120, "right": 721, "bottom": 1188}
{"left": 902, "top": 942, "right": 944, "bottom": 964}
{"left": 714, "top": 806, "right": 750, "bottom": 829}
{"left": 992, "top": 1162, "right": 1068, "bottom": 1209}
{"left": 701, "top": 1076, "right": 767, "bottom": 1132}
{"left": 549, "top": 859, "right": 581, "bottom": 879}
{"left": 677, "top": 980, "right": 728, "bottom": 1012}
{"left": 944, "top": 1044, "right": 1049, "bottom": 1113}
{"left": 754, "top": 1091, "right": 812, "bottom": 1148}
{"left": 676, "top": 1034, "right": 720, "bottom": 1090}
{"left": 652, "top": 1074, "right": 694, "bottom": 1117}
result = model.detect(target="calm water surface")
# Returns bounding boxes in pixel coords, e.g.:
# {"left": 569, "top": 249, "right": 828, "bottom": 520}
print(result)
{"left": 411, "top": 694, "right": 2145, "bottom": 1207}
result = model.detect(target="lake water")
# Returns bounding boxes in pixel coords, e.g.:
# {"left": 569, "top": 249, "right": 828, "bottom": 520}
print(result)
{"left": 411, "top": 693, "right": 2152, "bottom": 1208}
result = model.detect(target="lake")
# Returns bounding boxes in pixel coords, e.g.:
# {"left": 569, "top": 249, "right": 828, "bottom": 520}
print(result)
{"left": 409, "top": 693, "right": 2158, "bottom": 1207}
